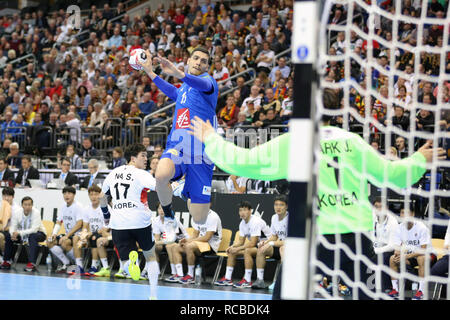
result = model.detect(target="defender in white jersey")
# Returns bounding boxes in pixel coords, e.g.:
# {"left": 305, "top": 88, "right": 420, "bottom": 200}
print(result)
{"left": 47, "top": 186, "right": 84, "bottom": 274}
{"left": 214, "top": 201, "right": 271, "bottom": 288}
{"left": 388, "top": 208, "right": 434, "bottom": 300}
{"left": 172, "top": 209, "right": 222, "bottom": 284}
{"left": 100, "top": 143, "right": 159, "bottom": 299}
{"left": 149, "top": 202, "right": 189, "bottom": 282}
{"left": 251, "top": 195, "right": 288, "bottom": 289}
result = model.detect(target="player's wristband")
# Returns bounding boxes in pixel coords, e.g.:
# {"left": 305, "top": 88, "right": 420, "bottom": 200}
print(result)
{"left": 269, "top": 241, "right": 275, "bottom": 247}
{"left": 101, "top": 206, "right": 111, "bottom": 220}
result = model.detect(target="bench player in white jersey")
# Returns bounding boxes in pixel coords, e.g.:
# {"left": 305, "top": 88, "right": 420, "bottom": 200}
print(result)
{"left": 214, "top": 201, "right": 271, "bottom": 288}
{"left": 47, "top": 186, "right": 84, "bottom": 273}
{"left": 172, "top": 209, "right": 222, "bottom": 284}
{"left": 100, "top": 143, "right": 159, "bottom": 299}
{"left": 388, "top": 207, "right": 435, "bottom": 300}
{"left": 371, "top": 196, "right": 400, "bottom": 292}
{"left": 145, "top": 202, "right": 188, "bottom": 282}
{"left": 77, "top": 185, "right": 112, "bottom": 276}
{"left": 251, "top": 195, "right": 288, "bottom": 289}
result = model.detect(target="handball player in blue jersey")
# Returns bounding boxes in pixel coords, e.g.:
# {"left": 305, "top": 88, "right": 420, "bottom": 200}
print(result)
{"left": 138, "top": 47, "right": 218, "bottom": 224}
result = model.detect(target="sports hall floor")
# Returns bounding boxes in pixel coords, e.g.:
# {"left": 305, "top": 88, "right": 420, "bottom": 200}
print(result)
{"left": 0, "top": 263, "right": 272, "bottom": 300}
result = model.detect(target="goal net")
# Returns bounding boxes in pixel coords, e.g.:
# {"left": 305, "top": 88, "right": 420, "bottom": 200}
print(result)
{"left": 309, "top": 0, "right": 450, "bottom": 300}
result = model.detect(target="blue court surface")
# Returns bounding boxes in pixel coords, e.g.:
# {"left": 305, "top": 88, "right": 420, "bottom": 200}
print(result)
{"left": 0, "top": 273, "right": 272, "bottom": 300}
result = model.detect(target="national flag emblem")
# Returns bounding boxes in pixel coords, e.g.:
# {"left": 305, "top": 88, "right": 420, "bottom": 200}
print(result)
{"left": 176, "top": 108, "right": 190, "bottom": 129}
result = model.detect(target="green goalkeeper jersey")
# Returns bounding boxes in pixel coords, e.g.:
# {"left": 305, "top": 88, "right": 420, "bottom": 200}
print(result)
{"left": 203, "top": 126, "right": 427, "bottom": 234}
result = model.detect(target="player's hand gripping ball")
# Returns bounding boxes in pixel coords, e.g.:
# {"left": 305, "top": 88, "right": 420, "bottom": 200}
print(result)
{"left": 128, "top": 48, "right": 147, "bottom": 71}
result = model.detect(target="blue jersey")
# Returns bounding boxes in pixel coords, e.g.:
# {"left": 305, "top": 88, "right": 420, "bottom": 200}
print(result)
{"left": 166, "top": 73, "right": 218, "bottom": 159}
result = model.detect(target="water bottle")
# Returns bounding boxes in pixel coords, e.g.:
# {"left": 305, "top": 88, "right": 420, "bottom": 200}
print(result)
{"left": 46, "top": 254, "right": 52, "bottom": 273}
{"left": 195, "top": 264, "right": 202, "bottom": 285}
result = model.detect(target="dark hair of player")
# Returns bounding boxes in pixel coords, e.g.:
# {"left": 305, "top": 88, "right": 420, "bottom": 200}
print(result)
{"left": 21, "top": 196, "right": 33, "bottom": 204}
{"left": 191, "top": 46, "right": 211, "bottom": 64}
{"left": 2, "top": 186, "right": 14, "bottom": 197}
{"left": 238, "top": 200, "right": 252, "bottom": 210}
{"left": 88, "top": 184, "right": 102, "bottom": 194}
{"left": 124, "top": 143, "right": 147, "bottom": 163}
{"left": 274, "top": 194, "right": 288, "bottom": 205}
{"left": 62, "top": 185, "right": 76, "bottom": 194}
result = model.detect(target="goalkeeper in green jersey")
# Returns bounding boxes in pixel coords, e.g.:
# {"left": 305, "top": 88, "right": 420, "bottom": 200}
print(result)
{"left": 188, "top": 90, "right": 445, "bottom": 299}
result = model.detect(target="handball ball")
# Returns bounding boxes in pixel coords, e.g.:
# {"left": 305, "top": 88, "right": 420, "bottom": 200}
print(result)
{"left": 129, "top": 49, "right": 147, "bottom": 70}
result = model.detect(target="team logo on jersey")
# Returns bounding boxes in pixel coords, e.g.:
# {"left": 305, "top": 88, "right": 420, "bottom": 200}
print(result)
{"left": 176, "top": 108, "right": 190, "bottom": 129}
{"left": 202, "top": 186, "right": 211, "bottom": 196}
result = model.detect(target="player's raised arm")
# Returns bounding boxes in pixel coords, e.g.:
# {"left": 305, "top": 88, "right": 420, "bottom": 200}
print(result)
{"left": 189, "top": 116, "right": 288, "bottom": 180}
{"left": 355, "top": 136, "right": 446, "bottom": 189}
{"left": 139, "top": 50, "right": 179, "bottom": 102}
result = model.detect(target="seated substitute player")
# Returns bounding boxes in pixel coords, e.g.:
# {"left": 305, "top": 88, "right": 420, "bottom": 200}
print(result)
{"left": 137, "top": 47, "right": 219, "bottom": 226}
{"left": 388, "top": 207, "right": 435, "bottom": 300}
{"left": 0, "top": 187, "right": 20, "bottom": 268}
{"left": 4, "top": 196, "right": 46, "bottom": 272}
{"left": 430, "top": 219, "right": 450, "bottom": 295}
{"left": 77, "top": 185, "right": 111, "bottom": 276}
{"left": 214, "top": 201, "right": 271, "bottom": 288}
{"left": 99, "top": 143, "right": 160, "bottom": 300}
{"left": 188, "top": 87, "right": 446, "bottom": 299}
{"left": 143, "top": 202, "right": 188, "bottom": 282}
{"left": 251, "top": 195, "right": 289, "bottom": 289}
{"left": 47, "top": 186, "right": 84, "bottom": 273}
{"left": 172, "top": 209, "right": 222, "bottom": 284}
{"left": 371, "top": 196, "right": 399, "bottom": 293}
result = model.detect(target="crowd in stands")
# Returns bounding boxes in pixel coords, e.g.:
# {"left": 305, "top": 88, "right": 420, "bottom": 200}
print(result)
{"left": 0, "top": 0, "right": 294, "bottom": 169}
{"left": 325, "top": 0, "right": 450, "bottom": 159}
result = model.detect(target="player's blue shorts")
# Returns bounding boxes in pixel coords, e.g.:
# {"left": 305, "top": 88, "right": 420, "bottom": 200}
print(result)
{"left": 161, "top": 142, "right": 214, "bottom": 204}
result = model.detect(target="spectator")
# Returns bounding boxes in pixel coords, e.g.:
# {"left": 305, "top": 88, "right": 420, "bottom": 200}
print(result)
{"left": 217, "top": 94, "right": 239, "bottom": 128}
{"left": 80, "top": 159, "right": 105, "bottom": 190}
{"left": 213, "top": 57, "right": 232, "bottom": 91}
{"left": 89, "top": 102, "right": 107, "bottom": 128}
{"left": 64, "top": 112, "right": 82, "bottom": 146}
{"left": 138, "top": 92, "right": 155, "bottom": 115}
{"left": 214, "top": 201, "right": 271, "bottom": 287}
{"left": 241, "top": 85, "right": 263, "bottom": 116}
{"left": 280, "top": 87, "right": 293, "bottom": 121}
{"left": 261, "top": 88, "right": 281, "bottom": 114}
{"left": 395, "top": 136, "right": 408, "bottom": 155}
{"left": 226, "top": 174, "right": 248, "bottom": 194}
{"left": 15, "top": 155, "right": 40, "bottom": 188}
{"left": 1, "top": 111, "right": 20, "bottom": 140}
{"left": 269, "top": 57, "right": 291, "bottom": 84}
{"left": 54, "top": 157, "right": 79, "bottom": 187}
{"left": 4, "top": 196, "right": 46, "bottom": 272}
{"left": 255, "top": 41, "right": 275, "bottom": 74}
{"left": 416, "top": 109, "right": 434, "bottom": 132}
{"left": 79, "top": 137, "right": 98, "bottom": 160}
{"left": 263, "top": 108, "right": 282, "bottom": 127}
{"left": 111, "top": 147, "right": 127, "bottom": 169}
{"left": 64, "top": 144, "right": 83, "bottom": 170}
{"left": 172, "top": 209, "right": 222, "bottom": 284}
{"left": 0, "top": 157, "right": 14, "bottom": 186}
{"left": 235, "top": 112, "right": 252, "bottom": 129}
{"left": 6, "top": 142, "right": 23, "bottom": 169}
{"left": 149, "top": 156, "right": 159, "bottom": 178}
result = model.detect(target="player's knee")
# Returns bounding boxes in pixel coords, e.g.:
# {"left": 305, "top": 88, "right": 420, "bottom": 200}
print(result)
{"left": 417, "top": 255, "right": 425, "bottom": 265}
{"left": 96, "top": 237, "right": 103, "bottom": 247}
